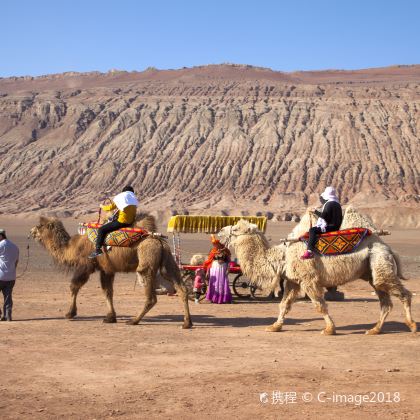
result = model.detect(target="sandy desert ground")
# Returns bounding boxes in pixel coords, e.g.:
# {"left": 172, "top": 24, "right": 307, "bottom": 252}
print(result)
{"left": 0, "top": 215, "right": 419, "bottom": 419}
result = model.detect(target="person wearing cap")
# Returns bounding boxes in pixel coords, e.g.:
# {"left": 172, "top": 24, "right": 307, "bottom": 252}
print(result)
{"left": 301, "top": 186, "right": 343, "bottom": 260}
{"left": 89, "top": 186, "right": 139, "bottom": 259}
{"left": 0, "top": 229, "right": 19, "bottom": 321}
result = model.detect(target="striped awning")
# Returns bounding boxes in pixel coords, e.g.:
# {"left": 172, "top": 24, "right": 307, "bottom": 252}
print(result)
{"left": 167, "top": 215, "right": 267, "bottom": 233}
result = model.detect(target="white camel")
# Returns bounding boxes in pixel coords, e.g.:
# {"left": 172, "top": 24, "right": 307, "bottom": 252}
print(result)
{"left": 218, "top": 208, "right": 416, "bottom": 335}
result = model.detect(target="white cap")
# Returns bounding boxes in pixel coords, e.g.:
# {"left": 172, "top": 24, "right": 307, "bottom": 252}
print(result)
{"left": 321, "top": 186, "right": 339, "bottom": 201}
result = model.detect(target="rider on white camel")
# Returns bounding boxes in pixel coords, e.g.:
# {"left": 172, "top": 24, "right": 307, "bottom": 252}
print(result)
{"left": 301, "top": 186, "right": 343, "bottom": 260}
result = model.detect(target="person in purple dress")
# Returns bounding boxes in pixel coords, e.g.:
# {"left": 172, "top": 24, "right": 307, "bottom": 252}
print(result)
{"left": 204, "top": 235, "right": 232, "bottom": 304}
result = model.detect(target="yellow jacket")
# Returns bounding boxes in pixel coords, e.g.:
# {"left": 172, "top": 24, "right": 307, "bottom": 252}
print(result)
{"left": 101, "top": 202, "right": 136, "bottom": 224}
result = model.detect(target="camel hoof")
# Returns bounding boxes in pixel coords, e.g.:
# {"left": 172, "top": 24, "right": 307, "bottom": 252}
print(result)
{"left": 265, "top": 323, "right": 283, "bottom": 332}
{"left": 406, "top": 321, "right": 417, "bottom": 333}
{"left": 125, "top": 319, "right": 138, "bottom": 325}
{"left": 103, "top": 316, "right": 117, "bottom": 324}
{"left": 365, "top": 327, "right": 381, "bottom": 335}
{"left": 65, "top": 311, "right": 77, "bottom": 319}
{"left": 321, "top": 328, "right": 336, "bottom": 335}
{"left": 182, "top": 322, "right": 193, "bottom": 329}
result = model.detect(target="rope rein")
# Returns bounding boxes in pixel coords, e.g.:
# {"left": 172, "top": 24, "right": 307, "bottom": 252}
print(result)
{"left": 16, "top": 242, "right": 30, "bottom": 279}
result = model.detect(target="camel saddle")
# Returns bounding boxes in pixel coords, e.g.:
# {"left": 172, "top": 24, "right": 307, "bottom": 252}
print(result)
{"left": 299, "top": 228, "right": 371, "bottom": 256}
{"left": 78, "top": 222, "right": 150, "bottom": 247}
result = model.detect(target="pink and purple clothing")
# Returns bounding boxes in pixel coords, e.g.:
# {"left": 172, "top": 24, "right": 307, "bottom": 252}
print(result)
{"left": 194, "top": 273, "right": 204, "bottom": 290}
{"left": 206, "top": 260, "right": 232, "bottom": 304}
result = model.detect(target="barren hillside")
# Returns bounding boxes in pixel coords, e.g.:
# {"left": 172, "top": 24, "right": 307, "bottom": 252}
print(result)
{"left": 0, "top": 64, "right": 419, "bottom": 226}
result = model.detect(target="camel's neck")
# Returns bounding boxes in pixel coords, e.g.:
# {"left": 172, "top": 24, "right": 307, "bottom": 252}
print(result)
{"left": 233, "top": 235, "right": 277, "bottom": 288}
{"left": 42, "top": 231, "right": 72, "bottom": 267}
{"left": 234, "top": 236, "right": 267, "bottom": 266}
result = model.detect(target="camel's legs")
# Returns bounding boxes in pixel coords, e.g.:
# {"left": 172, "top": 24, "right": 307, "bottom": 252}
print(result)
{"left": 302, "top": 284, "right": 336, "bottom": 335}
{"left": 126, "top": 269, "right": 157, "bottom": 325}
{"left": 100, "top": 271, "right": 117, "bottom": 323}
{"left": 266, "top": 281, "right": 300, "bottom": 332}
{"left": 366, "top": 283, "right": 393, "bottom": 335}
{"left": 388, "top": 281, "right": 417, "bottom": 333}
{"left": 65, "top": 268, "right": 91, "bottom": 319}
{"left": 127, "top": 238, "right": 192, "bottom": 328}
{"left": 161, "top": 270, "right": 193, "bottom": 329}
{"left": 370, "top": 251, "right": 417, "bottom": 333}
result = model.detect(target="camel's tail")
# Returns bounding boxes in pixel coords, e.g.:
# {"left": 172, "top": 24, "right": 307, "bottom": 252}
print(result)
{"left": 393, "top": 251, "right": 408, "bottom": 280}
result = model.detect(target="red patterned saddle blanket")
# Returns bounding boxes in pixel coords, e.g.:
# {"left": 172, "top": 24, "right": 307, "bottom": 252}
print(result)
{"left": 78, "top": 223, "right": 149, "bottom": 247}
{"left": 299, "top": 228, "right": 371, "bottom": 256}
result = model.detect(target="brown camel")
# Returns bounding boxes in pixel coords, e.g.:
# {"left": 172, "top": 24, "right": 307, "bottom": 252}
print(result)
{"left": 30, "top": 215, "right": 192, "bottom": 328}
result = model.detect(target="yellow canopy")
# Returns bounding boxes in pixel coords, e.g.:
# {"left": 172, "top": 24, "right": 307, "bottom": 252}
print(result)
{"left": 167, "top": 215, "right": 267, "bottom": 233}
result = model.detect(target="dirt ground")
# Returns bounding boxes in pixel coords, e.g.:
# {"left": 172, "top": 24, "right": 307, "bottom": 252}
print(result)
{"left": 0, "top": 216, "right": 419, "bottom": 419}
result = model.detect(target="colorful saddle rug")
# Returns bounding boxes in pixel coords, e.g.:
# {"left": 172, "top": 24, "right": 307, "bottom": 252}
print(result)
{"left": 78, "top": 223, "right": 149, "bottom": 247}
{"left": 299, "top": 228, "right": 371, "bottom": 256}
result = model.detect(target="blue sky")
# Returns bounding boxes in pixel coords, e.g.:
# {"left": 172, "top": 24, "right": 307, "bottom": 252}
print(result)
{"left": 1, "top": 0, "right": 419, "bottom": 77}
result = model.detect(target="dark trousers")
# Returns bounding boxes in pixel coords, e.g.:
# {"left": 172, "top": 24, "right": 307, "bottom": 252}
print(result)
{"left": 0, "top": 280, "right": 15, "bottom": 317}
{"left": 307, "top": 226, "right": 338, "bottom": 252}
{"left": 96, "top": 220, "right": 130, "bottom": 250}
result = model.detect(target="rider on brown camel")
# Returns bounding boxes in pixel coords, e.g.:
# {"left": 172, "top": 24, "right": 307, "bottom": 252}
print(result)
{"left": 88, "top": 186, "right": 138, "bottom": 259}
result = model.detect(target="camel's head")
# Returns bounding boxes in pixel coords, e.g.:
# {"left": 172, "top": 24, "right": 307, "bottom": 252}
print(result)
{"left": 218, "top": 219, "right": 260, "bottom": 247}
{"left": 30, "top": 216, "right": 70, "bottom": 246}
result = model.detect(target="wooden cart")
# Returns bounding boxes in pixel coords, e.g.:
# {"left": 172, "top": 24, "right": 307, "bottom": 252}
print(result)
{"left": 167, "top": 215, "right": 268, "bottom": 300}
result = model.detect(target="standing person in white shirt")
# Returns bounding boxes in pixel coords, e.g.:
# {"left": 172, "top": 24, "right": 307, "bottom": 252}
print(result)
{"left": 0, "top": 229, "right": 19, "bottom": 321}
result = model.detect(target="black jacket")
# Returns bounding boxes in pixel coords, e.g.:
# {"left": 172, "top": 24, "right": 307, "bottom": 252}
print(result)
{"left": 315, "top": 201, "right": 343, "bottom": 230}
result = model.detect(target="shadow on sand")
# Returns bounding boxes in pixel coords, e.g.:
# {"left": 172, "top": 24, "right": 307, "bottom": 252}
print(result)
{"left": 129, "top": 313, "right": 322, "bottom": 328}
{"left": 336, "top": 321, "right": 413, "bottom": 335}
{"left": 134, "top": 315, "right": 413, "bottom": 334}
{"left": 15, "top": 315, "right": 130, "bottom": 322}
